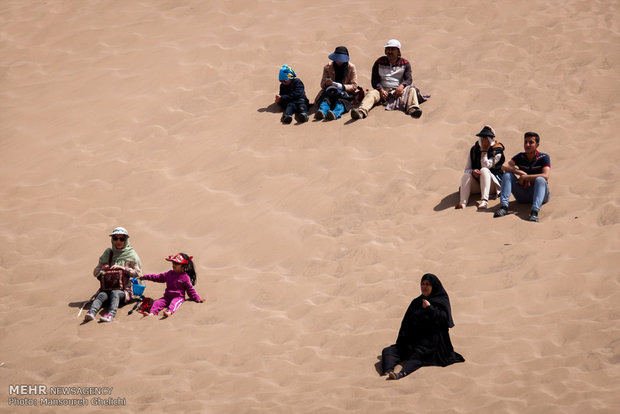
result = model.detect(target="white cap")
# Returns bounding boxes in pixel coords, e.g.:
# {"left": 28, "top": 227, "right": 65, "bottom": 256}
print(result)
{"left": 384, "top": 39, "right": 401, "bottom": 49}
{"left": 109, "top": 227, "right": 129, "bottom": 237}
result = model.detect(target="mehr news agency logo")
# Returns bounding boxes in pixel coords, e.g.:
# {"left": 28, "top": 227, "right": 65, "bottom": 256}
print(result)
{"left": 8, "top": 384, "right": 126, "bottom": 407}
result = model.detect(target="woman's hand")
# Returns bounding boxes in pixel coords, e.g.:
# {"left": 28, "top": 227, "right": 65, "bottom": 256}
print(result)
{"left": 110, "top": 265, "right": 125, "bottom": 271}
{"left": 472, "top": 169, "right": 481, "bottom": 178}
{"left": 422, "top": 299, "right": 431, "bottom": 308}
{"left": 275, "top": 95, "right": 281, "bottom": 104}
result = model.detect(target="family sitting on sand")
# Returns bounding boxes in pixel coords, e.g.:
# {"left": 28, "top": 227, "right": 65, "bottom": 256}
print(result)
{"left": 275, "top": 39, "right": 427, "bottom": 124}
{"left": 83, "top": 227, "right": 203, "bottom": 323}
{"left": 456, "top": 127, "right": 551, "bottom": 222}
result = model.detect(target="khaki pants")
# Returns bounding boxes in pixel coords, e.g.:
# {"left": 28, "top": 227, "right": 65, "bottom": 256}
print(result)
{"left": 358, "top": 86, "right": 420, "bottom": 116}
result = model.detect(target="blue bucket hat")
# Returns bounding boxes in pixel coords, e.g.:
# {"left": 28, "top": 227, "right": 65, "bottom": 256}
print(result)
{"left": 278, "top": 64, "right": 296, "bottom": 81}
{"left": 328, "top": 46, "right": 349, "bottom": 63}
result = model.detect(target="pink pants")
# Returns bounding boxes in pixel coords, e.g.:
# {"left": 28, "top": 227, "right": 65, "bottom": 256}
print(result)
{"left": 150, "top": 296, "right": 185, "bottom": 315}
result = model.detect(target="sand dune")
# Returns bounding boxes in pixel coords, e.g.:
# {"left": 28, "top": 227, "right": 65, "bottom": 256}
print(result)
{"left": 1, "top": 0, "right": 619, "bottom": 413}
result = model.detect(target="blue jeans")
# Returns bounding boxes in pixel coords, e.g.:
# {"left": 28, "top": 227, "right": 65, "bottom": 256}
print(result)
{"left": 499, "top": 172, "right": 550, "bottom": 212}
{"left": 318, "top": 100, "right": 345, "bottom": 119}
{"left": 284, "top": 102, "right": 308, "bottom": 117}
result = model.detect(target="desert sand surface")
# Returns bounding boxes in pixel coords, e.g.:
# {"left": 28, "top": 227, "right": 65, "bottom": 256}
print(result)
{"left": 1, "top": 0, "right": 619, "bottom": 413}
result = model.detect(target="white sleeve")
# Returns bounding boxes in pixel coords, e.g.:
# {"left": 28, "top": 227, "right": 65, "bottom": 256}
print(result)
{"left": 463, "top": 154, "right": 473, "bottom": 174}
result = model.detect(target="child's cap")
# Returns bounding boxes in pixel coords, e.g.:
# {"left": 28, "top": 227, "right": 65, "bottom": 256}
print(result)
{"left": 279, "top": 64, "right": 296, "bottom": 81}
{"left": 166, "top": 253, "right": 192, "bottom": 264}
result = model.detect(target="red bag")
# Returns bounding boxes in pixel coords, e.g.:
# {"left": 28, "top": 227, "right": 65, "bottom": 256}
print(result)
{"left": 98, "top": 250, "right": 126, "bottom": 291}
{"left": 138, "top": 297, "right": 153, "bottom": 315}
{"left": 99, "top": 269, "right": 126, "bottom": 291}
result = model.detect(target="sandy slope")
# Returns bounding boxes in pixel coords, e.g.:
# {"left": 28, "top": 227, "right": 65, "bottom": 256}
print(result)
{"left": 1, "top": 1, "right": 619, "bottom": 413}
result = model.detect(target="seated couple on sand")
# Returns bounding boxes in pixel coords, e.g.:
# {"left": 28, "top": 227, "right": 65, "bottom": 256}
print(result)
{"left": 83, "top": 227, "right": 203, "bottom": 323}
{"left": 456, "top": 126, "right": 551, "bottom": 222}
{"left": 275, "top": 39, "right": 428, "bottom": 124}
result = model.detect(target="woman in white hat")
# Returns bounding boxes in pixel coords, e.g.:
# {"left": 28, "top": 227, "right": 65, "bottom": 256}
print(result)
{"left": 84, "top": 227, "right": 142, "bottom": 323}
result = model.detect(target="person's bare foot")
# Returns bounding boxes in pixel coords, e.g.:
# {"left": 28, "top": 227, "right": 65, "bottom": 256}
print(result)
{"left": 163, "top": 310, "right": 171, "bottom": 318}
{"left": 477, "top": 200, "right": 488, "bottom": 209}
{"left": 455, "top": 203, "right": 465, "bottom": 209}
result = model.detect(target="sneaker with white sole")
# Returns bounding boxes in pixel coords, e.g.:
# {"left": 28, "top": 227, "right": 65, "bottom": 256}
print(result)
{"left": 99, "top": 313, "right": 114, "bottom": 322}
{"left": 84, "top": 312, "right": 95, "bottom": 322}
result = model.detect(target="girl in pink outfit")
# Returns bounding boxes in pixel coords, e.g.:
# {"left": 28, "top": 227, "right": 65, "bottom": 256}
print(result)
{"left": 140, "top": 253, "right": 204, "bottom": 318}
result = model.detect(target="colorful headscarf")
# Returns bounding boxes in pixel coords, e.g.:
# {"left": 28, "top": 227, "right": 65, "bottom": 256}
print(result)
{"left": 278, "top": 64, "right": 296, "bottom": 81}
{"left": 99, "top": 238, "right": 142, "bottom": 269}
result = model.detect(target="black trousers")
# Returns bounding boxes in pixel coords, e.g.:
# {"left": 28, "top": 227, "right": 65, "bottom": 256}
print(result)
{"left": 381, "top": 344, "right": 423, "bottom": 375}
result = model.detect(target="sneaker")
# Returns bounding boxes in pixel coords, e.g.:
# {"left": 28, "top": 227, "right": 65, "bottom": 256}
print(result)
{"left": 351, "top": 108, "right": 365, "bottom": 120}
{"left": 99, "top": 313, "right": 114, "bottom": 322}
{"left": 84, "top": 312, "right": 95, "bottom": 322}
{"left": 314, "top": 111, "right": 325, "bottom": 120}
{"left": 297, "top": 112, "right": 309, "bottom": 123}
{"left": 409, "top": 108, "right": 422, "bottom": 119}
{"left": 281, "top": 114, "right": 293, "bottom": 124}
{"left": 477, "top": 200, "right": 488, "bottom": 210}
{"left": 493, "top": 206, "right": 508, "bottom": 218}
{"left": 529, "top": 210, "right": 539, "bottom": 222}
{"left": 326, "top": 110, "right": 336, "bottom": 120}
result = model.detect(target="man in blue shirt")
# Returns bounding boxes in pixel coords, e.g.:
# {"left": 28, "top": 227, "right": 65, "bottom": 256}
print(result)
{"left": 494, "top": 132, "right": 550, "bottom": 222}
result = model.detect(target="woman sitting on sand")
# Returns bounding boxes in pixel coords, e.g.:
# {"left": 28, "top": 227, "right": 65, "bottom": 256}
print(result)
{"left": 313, "top": 46, "right": 358, "bottom": 121}
{"left": 456, "top": 125, "right": 505, "bottom": 210}
{"left": 84, "top": 227, "right": 142, "bottom": 323}
{"left": 381, "top": 273, "right": 464, "bottom": 380}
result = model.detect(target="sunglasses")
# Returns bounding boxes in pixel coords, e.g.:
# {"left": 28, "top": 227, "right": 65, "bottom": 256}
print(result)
{"left": 112, "top": 236, "right": 127, "bottom": 242}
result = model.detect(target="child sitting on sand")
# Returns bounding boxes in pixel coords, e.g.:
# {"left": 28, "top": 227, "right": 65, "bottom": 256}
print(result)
{"left": 140, "top": 253, "right": 204, "bottom": 318}
{"left": 275, "top": 64, "right": 310, "bottom": 124}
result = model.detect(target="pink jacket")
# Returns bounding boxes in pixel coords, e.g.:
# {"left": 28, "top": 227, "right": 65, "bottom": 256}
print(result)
{"left": 142, "top": 270, "right": 202, "bottom": 302}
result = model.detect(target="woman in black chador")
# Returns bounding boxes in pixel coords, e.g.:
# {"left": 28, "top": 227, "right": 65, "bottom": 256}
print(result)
{"left": 382, "top": 273, "right": 465, "bottom": 380}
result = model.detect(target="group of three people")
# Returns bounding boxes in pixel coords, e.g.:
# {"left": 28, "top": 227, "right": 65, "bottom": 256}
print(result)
{"left": 83, "top": 229, "right": 464, "bottom": 381}
{"left": 275, "top": 39, "right": 425, "bottom": 123}
{"left": 457, "top": 125, "right": 551, "bottom": 222}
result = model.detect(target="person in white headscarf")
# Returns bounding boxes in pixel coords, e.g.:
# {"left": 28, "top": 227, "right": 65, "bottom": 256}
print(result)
{"left": 456, "top": 125, "right": 506, "bottom": 210}
{"left": 83, "top": 227, "right": 142, "bottom": 323}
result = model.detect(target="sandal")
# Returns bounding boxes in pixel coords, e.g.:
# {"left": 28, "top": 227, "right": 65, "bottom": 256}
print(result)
{"left": 388, "top": 371, "right": 406, "bottom": 380}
